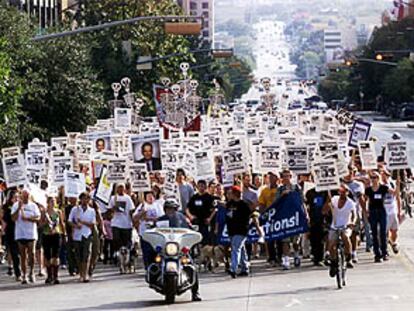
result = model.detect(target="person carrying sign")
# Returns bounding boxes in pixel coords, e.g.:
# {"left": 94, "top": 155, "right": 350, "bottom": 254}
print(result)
{"left": 323, "top": 185, "right": 356, "bottom": 278}
{"left": 274, "top": 169, "right": 305, "bottom": 270}
{"left": 258, "top": 172, "right": 279, "bottom": 267}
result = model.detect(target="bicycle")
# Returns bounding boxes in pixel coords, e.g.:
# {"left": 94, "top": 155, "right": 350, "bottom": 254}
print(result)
{"left": 330, "top": 227, "right": 348, "bottom": 289}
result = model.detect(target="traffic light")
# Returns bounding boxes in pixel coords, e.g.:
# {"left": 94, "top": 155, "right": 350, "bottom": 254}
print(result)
{"left": 374, "top": 53, "right": 393, "bottom": 61}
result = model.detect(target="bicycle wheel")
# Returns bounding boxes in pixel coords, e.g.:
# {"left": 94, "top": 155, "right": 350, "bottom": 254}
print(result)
{"left": 340, "top": 246, "right": 347, "bottom": 287}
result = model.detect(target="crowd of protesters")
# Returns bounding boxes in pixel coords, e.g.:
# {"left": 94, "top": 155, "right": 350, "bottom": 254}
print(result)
{"left": 0, "top": 143, "right": 411, "bottom": 285}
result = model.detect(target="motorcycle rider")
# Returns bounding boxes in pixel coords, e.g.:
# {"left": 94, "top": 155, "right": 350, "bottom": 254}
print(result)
{"left": 156, "top": 198, "right": 202, "bottom": 302}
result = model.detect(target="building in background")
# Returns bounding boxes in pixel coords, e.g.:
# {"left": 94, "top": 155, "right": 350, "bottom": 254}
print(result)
{"left": 7, "top": 0, "right": 66, "bottom": 29}
{"left": 324, "top": 28, "right": 342, "bottom": 63}
{"left": 178, "top": 0, "right": 215, "bottom": 45}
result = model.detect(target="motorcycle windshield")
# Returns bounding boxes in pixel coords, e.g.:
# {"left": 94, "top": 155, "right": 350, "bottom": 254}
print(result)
{"left": 142, "top": 228, "right": 202, "bottom": 251}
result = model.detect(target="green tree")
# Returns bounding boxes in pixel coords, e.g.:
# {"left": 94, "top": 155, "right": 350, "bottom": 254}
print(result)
{"left": 318, "top": 69, "right": 353, "bottom": 102}
{"left": 382, "top": 58, "right": 414, "bottom": 104}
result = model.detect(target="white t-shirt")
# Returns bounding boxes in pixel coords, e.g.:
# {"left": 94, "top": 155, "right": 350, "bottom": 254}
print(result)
{"left": 384, "top": 181, "right": 398, "bottom": 215}
{"left": 134, "top": 202, "right": 164, "bottom": 236}
{"left": 109, "top": 194, "right": 135, "bottom": 229}
{"left": 331, "top": 196, "right": 356, "bottom": 229}
{"left": 68, "top": 205, "right": 96, "bottom": 241}
{"left": 11, "top": 202, "right": 41, "bottom": 241}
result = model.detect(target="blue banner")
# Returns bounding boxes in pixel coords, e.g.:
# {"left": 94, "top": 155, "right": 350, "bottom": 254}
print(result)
{"left": 259, "top": 191, "right": 309, "bottom": 241}
{"left": 216, "top": 206, "right": 260, "bottom": 245}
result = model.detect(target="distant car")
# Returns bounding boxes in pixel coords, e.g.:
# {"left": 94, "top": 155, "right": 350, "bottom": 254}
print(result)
{"left": 400, "top": 102, "right": 414, "bottom": 120}
{"left": 311, "top": 102, "right": 328, "bottom": 111}
{"left": 298, "top": 89, "right": 304, "bottom": 95}
{"left": 288, "top": 101, "right": 303, "bottom": 110}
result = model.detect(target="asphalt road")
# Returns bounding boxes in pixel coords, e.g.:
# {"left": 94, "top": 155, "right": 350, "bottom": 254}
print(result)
{"left": 1, "top": 230, "right": 414, "bottom": 311}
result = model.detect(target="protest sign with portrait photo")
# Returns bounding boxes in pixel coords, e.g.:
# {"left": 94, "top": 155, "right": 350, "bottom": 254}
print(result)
{"left": 51, "top": 156, "right": 73, "bottom": 186}
{"left": 1, "top": 146, "right": 20, "bottom": 158}
{"left": 25, "top": 149, "right": 47, "bottom": 173}
{"left": 84, "top": 131, "right": 112, "bottom": 153}
{"left": 222, "top": 139, "right": 246, "bottom": 175}
{"left": 194, "top": 150, "right": 215, "bottom": 181}
{"left": 94, "top": 166, "right": 112, "bottom": 205}
{"left": 130, "top": 132, "right": 162, "bottom": 171}
{"left": 318, "top": 140, "right": 339, "bottom": 159}
{"left": 27, "top": 167, "right": 42, "bottom": 186}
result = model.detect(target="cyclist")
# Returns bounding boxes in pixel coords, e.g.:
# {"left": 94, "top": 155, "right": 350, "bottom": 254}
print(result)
{"left": 324, "top": 185, "right": 356, "bottom": 277}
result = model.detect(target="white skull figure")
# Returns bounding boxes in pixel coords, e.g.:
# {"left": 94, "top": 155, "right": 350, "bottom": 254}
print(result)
{"left": 180, "top": 62, "right": 190, "bottom": 78}
{"left": 161, "top": 77, "right": 171, "bottom": 88}
{"left": 171, "top": 84, "right": 181, "bottom": 96}
{"left": 189, "top": 79, "right": 199, "bottom": 92}
{"left": 121, "top": 77, "right": 131, "bottom": 93}
{"left": 111, "top": 83, "right": 122, "bottom": 99}
{"left": 134, "top": 98, "right": 145, "bottom": 112}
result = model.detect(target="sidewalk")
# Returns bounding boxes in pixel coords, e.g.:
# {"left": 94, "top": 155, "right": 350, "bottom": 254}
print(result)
{"left": 399, "top": 218, "right": 414, "bottom": 265}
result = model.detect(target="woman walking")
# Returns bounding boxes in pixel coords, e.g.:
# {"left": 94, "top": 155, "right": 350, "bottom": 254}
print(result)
{"left": 42, "top": 197, "right": 65, "bottom": 284}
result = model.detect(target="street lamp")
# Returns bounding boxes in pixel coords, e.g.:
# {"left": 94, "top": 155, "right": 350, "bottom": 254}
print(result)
{"left": 32, "top": 15, "right": 203, "bottom": 41}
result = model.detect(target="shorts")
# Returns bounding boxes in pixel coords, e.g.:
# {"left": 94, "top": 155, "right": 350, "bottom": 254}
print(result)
{"left": 387, "top": 214, "right": 399, "bottom": 231}
{"left": 353, "top": 216, "right": 362, "bottom": 234}
{"left": 43, "top": 234, "right": 61, "bottom": 260}
{"left": 17, "top": 239, "right": 35, "bottom": 246}
{"left": 328, "top": 228, "right": 352, "bottom": 242}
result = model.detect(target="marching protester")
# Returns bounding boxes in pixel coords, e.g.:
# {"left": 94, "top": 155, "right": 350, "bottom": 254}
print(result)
{"left": 42, "top": 196, "right": 65, "bottom": 284}
{"left": 176, "top": 168, "right": 194, "bottom": 213}
{"left": 381, "top": 169, "right": 401, "bottom": 254}
{"left": 68, "top": 192, "right": 96, "bottom": 282}
{"left": 258, "top": 172, "right": 279, "bottom": 266}
{"left": 364, "top": 171, "right": 395, "bottom": 262}
{"left": 11, "top": 189, "right": 41, "bottom": 284}
{"left": 2, "top": 190, "right": 21, "bottom": 281}
{"left": 187, "top": 180, "right": 217, "bottom": 245}
{"left": 64, "top": 197, "right": 78, "bottom": 276}
{"left": 133, "top": 191, "right": 164, "bottom": 269}
{"left": 226, "top": 186, "right": 251, "bottom": 278}
{"left": 108, "top": 183, "right": 135, "bottom": 259}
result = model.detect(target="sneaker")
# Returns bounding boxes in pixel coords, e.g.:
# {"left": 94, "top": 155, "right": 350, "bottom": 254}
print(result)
{"left": 383, "top": 254, "right": 389, "bottom": 261}
{"left": 7, "top": 267, "right": 13, "bottom": 276}
{"left": 29, "top": 274, "right": 36, "bottom": 283}
{"left": 21, "top": 277, "right": 28, "bottom": 285}
{"left": 229, "top": 271, "right": 236, "bottom": 279}
{"left": 391, "top": 243, "right": 399, "bottom": 254}
{"left": 374, "top": 256, "right": 382, "bottom": 263}
{"left": 294, "top": 257, "right": 301, "bottom": 268}
{"left": 346, "top": 261, "right": 354, "bottom": 269}
{"left": 60, "top": 265, "right": 67, "bottom": 270}
{"left": 15, "top": 276, "right": 22, "bottom": 282}
{"left": 53, "top": 279, "right": 60, "bottom": 285}
{"left": 192, "top": 293, "right": 202, "bottom": 302}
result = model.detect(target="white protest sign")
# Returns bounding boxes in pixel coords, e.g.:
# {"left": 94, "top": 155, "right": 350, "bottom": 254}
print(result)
{"left": 25, "top": 149, "right": 47, "bottom": 174}
{"left": 75, "top": 139, "right": 93, "bottom": 163}
{"left": 107, "top": 158, "right": 128, "bottom": 183}
{"left": 194, "top": 150, "right": 215, "bottom": 181}
{"left": 259, "top": 143, "right": 282, "bottom": 173}
{"left": 51, "top": 137, "right": 68, "bottom": 151}
{"left": 129, "top": 164, "right": 151, "bottom": 192}
{"left": 114, "top": 108, "right": 132, "bottom": 131}
{"left": 286, "top": 145, "right": 309, "bottom": 174}
{"left": 312, "top": 160, "right": 340, "bottom": 192}
{"left": 64, "top": 171, "right": 86, "bottom": 198}
{"left": 51, "top": 156, "right": 73, "bottom": 186}
{"left": 222, "top": 139, "right": 246, "bottom": 175}
{"left": 27, "top": 167, "right": 42, "bottom": 186}
{"left": 386, "top": 141, "right": 410, "bottom": 170}
{"left": 358, "top": 141, "right": 378, "bottom": 170}
{"left": 348, "top": 120, "right": 371, "bottom": 148}
{"left": 161, "top": 146, "right": 180, "bottom": 170}
{"left": 318, "top": 140, "right": 339, "bottom": 159}
{"left": 2, "top": 155, "right": 27, "bottom": 187}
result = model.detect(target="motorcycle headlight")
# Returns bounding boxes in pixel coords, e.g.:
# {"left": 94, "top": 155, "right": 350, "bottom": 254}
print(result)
{"left": 166, "top": 261, "right": 178, "bottom": 273}
{"left": 165, "top": 243, "right": 179, "bottom": 256}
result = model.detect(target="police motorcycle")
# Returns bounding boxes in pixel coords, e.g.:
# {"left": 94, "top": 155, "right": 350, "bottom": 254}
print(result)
{"left": 142, "top": 226, "right": 202, "bottom": 303}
